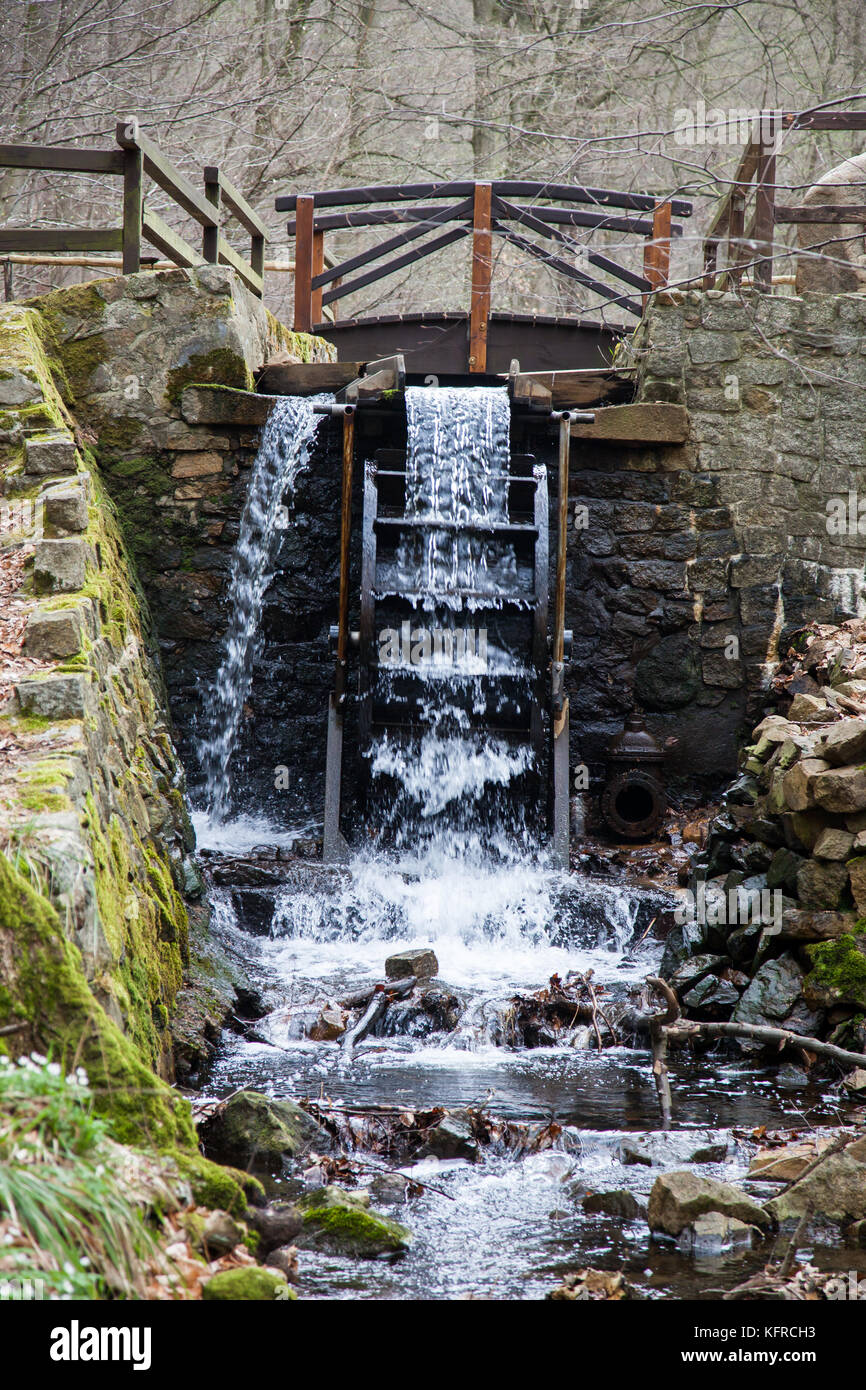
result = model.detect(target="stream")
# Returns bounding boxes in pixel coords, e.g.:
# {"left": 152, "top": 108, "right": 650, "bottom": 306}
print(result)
{"left": 190, "top": 386, "right": 863, "bottom": 1301}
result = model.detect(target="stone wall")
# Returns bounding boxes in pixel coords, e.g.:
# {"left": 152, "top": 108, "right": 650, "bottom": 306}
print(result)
{"left": 568, "top": 288, "right": 866, "bottom": 792}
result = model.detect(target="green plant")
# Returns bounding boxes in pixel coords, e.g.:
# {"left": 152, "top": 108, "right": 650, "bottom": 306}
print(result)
{"left": 0, "top": 1054, "right": 156, "bottom": 1298}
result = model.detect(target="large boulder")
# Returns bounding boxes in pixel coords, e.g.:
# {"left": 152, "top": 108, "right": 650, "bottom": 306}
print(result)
{"left": 731, "top": 955, "right": 806, "bottom": 1036}
{"left": 648, "top": 1171, "right": 772, "bottom": 1237}
{"left": 818, "top": 718, "right": 866, "bottom": 767}
{"left": 295, "top": 1186, "right": 412, "bottom": 1257}
{"left": 804, "top": 935, "right": 866, "bottom": 1011}
{"left": 812, "top": 767, "right": 866, "bottom": 813}
{"left": 199, "top": 1090, "right": 329, "bottom": 1172}
{"left": 765, "top": 1137, "right": 866, "bottom": 1224}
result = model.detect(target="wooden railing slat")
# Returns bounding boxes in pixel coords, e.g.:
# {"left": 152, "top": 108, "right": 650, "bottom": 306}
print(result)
{"left": 0, "top": 228, "right": 123, "bottom": 253}
{"left": 0, "top": 144, "right": 124, "bottom": 175}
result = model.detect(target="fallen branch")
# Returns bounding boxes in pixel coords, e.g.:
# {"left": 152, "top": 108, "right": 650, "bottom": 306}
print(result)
{"left": 338, "top": 976, "right": 417, "bottom": 1010}
{"left": 663, "top": 1019, "right": 866, "bottom": 1070}
{"left": 647, "top": 977, "right": 680, "bottom": 1131}
{"left": 340, "top": 976, "right": 419, "bottom": 1054}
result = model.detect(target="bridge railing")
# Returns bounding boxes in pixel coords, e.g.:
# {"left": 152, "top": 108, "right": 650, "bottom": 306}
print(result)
{"left": 702, "top": 108, "right": 866, "bottom": 292}
{"left": 277, "top": 181, "right": 692, "bottom": 371}
{"left": 0, "top": 119, "right": 266, "bottom": 298}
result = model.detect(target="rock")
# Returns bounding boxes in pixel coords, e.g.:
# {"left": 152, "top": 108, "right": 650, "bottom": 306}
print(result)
{"left": 765, "top": 1137, "right": 866, "bottom": 1224}
{"left": 199, "top": 1090, "right": 329, "bottom": 1171}
{"left": 786, "top": 693, "right": 831, "bottom": 722}
{"left": 33, "top": 537, "right": 89, "bottom": 592}
{"left": 43, "top": 487, "right": 88, "bottom": 534}
{"left": 731, "top": 956, "right": 805, "bottom": 1039}
{"left": 23, "top": 432, "right": 77, "bottom": 474}
{"left": 817, "top": 717, "right": 866, "bottom": 767}
{"left": 676, "top": 1212, "right": 756, "bottom": 1253}
{"left": 621, "top": 1132, "right": 728, "bottom": 1167}
{"left": 582, "top": 1189, "right": 645, "bottom": 1219}
{"left": 23, "top": 607, "right": 83, "bottom": 659}
{"left": 0, "top": 368, "right": 41, "bottom": 406}
{"left": 385, "top": 946, "right": 438, "bottom": 980}
{"left": 682, "top": 976, "right": 740, "bottom": 1018}
{"left": 200, "top": 1209, "right": 245, "bottom": 1254}
{"left": 804, "top": 935, "right": 866, "bottom": 1010}
{"left": 369, "top": 1171, "right": 410, "bottom": 1204}
{"left": 726, "top": 922, "right": 763, "bottom": 963}
{"left": 766, "top": 847, "right": 805, "bottom": 894}
{"left": 15, "top": 673, "right": 90, "bottom": 720}
{"left": 846, "top": 857, "right": 866, "bottom": 914}
{"left": 308, "top": 1004, "right": 346, "bottom": 1041}
{"left": 263, "top": 1245, "right": 299, "bottom": 1282}
{"left": 812, "top": 766, "right": 866, "bottom": 813}
{"left": 669, "top": 954, "right": 726, "bottom": 992}
{"left": 843, "top": 1068, "right": 866, "bottom": 1092}
{"left": 202, "top": 1267, "right": 291, "bottom": 1301}
{"left": 796, "top": 858, "right": 848, "bottom": 910}
{"left": 295, "top": 1186, "right": 412, "bottom": 1257}
{"left": 420, "top": 1111, "right": 478, "bottom": 1161}
{"left": 813, "top": 827, "right": 855, "bottom": 861}
{"left": 779, "top": 909, "right": 856, "bottom": 942}
{"left": 749, "top": 1135, "right": 838, "bottom": 1182}
{"left": 244, "top": 1200, "right": 303, "bottom": 1252}
{"left": 647, "top": 1171, "right": 772, "bottom": 1237}
{"left": 547, "top": 1268, "right": 644, "bottom": 1300}
{"left": 782, "top": 758, "right": 831, "bottom": 810}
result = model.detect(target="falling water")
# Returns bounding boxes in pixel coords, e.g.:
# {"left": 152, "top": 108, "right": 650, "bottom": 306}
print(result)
{"left": 196, "top": 393, "right": 331, "bottom": 823}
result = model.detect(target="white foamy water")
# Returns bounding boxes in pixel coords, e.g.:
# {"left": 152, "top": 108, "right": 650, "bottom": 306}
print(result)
{"left": 196, "top": 393, "right": 331, "bottom": 822}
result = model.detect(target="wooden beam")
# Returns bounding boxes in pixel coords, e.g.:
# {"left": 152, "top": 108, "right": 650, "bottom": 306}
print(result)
{"left": 0, "top": 229, "right": 123, "bottom": 253}
{"left": 320, "top": 225, "right": 469, "bottom": 307}
{"left": 496, "top": 198, "right": 651, "bottom": 292}
{"left": 216, "top": 232, "right": 263, "bottom": 296}
{"left": 642, "top": 199, "right": 671, "bottom": 309}
{"left": 293, "top": 194, "right": 314, "bottom": 332}
{"left": 469, "top": 182, "right": 493, "bottom": 373}
{"left": 202, "top": 169, "right": 220, "bottom": 263}
{"left": 277, "top": 180, "right": 692, "bottom": 217}
{"left": 753, "top": 134, "right": 777, "bottom": 291}
{"left": 116, "top": 120, "right": 217, "bottom": 229}
{"left": 785, "top": 111, "right": 866, "bottom": 130}
{"left": 0, "top": 144, "right": 124, "bottom": 175}
{"left": 256, "top": 361, "right": 364, "bottom": 396}
{"left": 494, "top": 224, "right": 643, "bottom": 317}
{"left": 569, "top": 402, "right": 689, "bottom": 444}
{"left": 141, "top": 208, "right": 205, "bottom": 267}
{"left": 203, "top": 166, "right": 268, "bottom": 239}
{"left": 776, "top": 203, "right": 866, "bottom": 223}
{"left": 311, "top": 199, "right": 473, "bottom": 290}
{"left": 311, "top": 231, "right": 325, "bottom": 322}
{"left": 121, "top": 143, "right": 143, "bottom": 274}
{"left": 512, "top": 368, "right": 635, "bottom": 408}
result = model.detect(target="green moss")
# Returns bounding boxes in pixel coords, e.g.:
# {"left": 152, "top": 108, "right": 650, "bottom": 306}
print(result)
{"left": 20, "top": 792, "right": 70, "bottom": 813}
{"left": 0, "top": 854, "right": 194, "bottom": 1150}
{"left": 97, "top": 416, "right": 144, "bottom": 451}
{"left": 202, "top": 1267, "right": 293, "bottom": 1301}
{"left": 165, "top": 349, "right": 253, "bottom": 406}
{"left": 172, "top": 1152, "right": 264, "bottom": 1216}
{"left": 804, "top": 934, "right": 866, "bottom": 1009}
{"left": 296, "top": 1187, "right": 411, "bottom": 1257}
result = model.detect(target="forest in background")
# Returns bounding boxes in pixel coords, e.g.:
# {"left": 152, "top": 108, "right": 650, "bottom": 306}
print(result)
{"left": 2, "top": 0, "right": 866, "bottom": 323}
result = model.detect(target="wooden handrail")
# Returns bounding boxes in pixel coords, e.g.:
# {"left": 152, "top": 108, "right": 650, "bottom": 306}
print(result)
{"left": 0, "top": 121, "right": 266, "bottom": 299}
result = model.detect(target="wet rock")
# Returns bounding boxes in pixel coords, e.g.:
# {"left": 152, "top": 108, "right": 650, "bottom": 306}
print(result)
{"left": 547, "top": 1268, "right": 644, "bottom": 1300}
{"left": 669, "top": 954, "right": 727, "bottom": 992}
{"left": 264, "top": 1245, "right": 299, "bottom": 1282}
{"left": 648, "top": 1171, "right": 772, "bottom": 1237}
{"left": 369, "top": 1172, "right": 410, "bottom": 1204}
{"left": 726, "top": 922, "right": 763, "bottom": 964}
{"left": 676, "top": 1212, "right": 756, "bottom": 1253}
{"left": 582, "top": 1189, "right": 645, "bottom": 1220}
{"left": 766, "top": 847, "right": 805, "bottom": 894}
{"left": 295, "top": 1186, "right": 412, "bottom": 1257}
{"left": 731, "top": 955, "right": 805, "bottom": 1042}
{"left": 385, "top": 947, "right": 439, "bottom": 980}
{"left": 202, "top": 1267, "right": 291, "bottom": 1300}
{"left": 682, "top": 975, "right": 740, "bottom": 1019}
{"left": 749, "top": 1135, "right": 838, "bottom": 1183}
{"left": 199, "top": 1091, "right": 329, "bottom": 1172}
{"left": 621, "top": 1132, "right": 728, "bottom": 1167}
{"left": 420, "top": 1111, "right": 478, "bottom": 1161}
{"left": 765, "top": 1137, "right": 866, "bottom": 1224}
{"left": 200, "top": 1209, "right": 245, "bottom": 1255}
{"left": 229, "top": 886, "right": 276, "bottom": 935}
{"left": 775, "top": 1063, "right": 809, "bottom": 1089}
{"left": 245, "top": 1201, "right": 303, "bottom": 1253}
{"left": 308, "top": 1004, "right": 346, "bottom": 1041}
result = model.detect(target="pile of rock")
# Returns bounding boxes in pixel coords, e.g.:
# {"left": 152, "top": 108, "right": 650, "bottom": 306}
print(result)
{"left": 662, "top": 620, "right": 866, "bottom": 1060}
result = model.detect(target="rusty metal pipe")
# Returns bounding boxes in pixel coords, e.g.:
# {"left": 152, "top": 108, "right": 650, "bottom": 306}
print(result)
{"left": 553, "top": 411, "right": 572, "bottom": 669}
{"left": 315, "top": 403, "right": 356, "bottom": 704}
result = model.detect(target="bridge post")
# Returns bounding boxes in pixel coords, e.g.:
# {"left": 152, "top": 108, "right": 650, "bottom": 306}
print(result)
{"left": 754, "top": 119, "right": 777, "bottom": 291}
{"left": 119, "top": 124, "right": 142, "bottom": 275}
{"left": 202, "top": 169, "right": 221, "bottom": 264}
{"left": 469, "top": 182, "right": 492, "bottom": 372}
{"left": 311, "top": 230, "right": 325, "bottom": 324}
{"left": 642, "top": 199, "right": 671, "bottom": 311}
{"left": 293, "top": 194, "right": 315, "bottom": 332}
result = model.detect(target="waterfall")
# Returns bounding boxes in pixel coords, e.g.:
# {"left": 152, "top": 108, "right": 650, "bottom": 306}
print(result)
{"left": 196, "top": 393, "right": 331, "bottom": 823}
{"left": 368, "top": 385, "right": 536, "bottom": 861}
